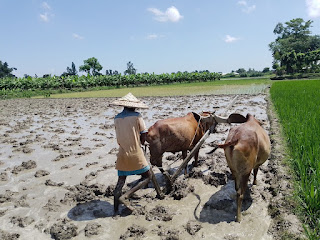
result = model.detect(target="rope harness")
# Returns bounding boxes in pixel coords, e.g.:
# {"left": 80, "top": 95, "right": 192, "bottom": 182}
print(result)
{"left": 189, "top": 116, "right": 203, "bottom": 148}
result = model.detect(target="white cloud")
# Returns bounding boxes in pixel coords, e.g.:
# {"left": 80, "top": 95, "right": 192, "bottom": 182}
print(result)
{"left": 237, "top": 1, "right": 256, "bottom": 13}
{"left": 42, "top": 2, "right": 51, "bottom": 10}
{"left": 40, "top": 12, "right": 49, "bottom": 22}
{"left": 73, "top": 33, "right": 84, "bottom": 40}
{"left": 148, "top": 6, "right": 183, "bottom": 22}
{"left": 39, "top": 2, "right": 53, "bottom": 22}
{"left": 224, "top": 35, "right": 240, "bottom": 43}
{"left": 146, "top": 34, "right": 165, "bottom": 40}
{"left": 238, "top": 1, "right": 247, "bottom": 6}
{"left": 306, "top": 0, "right": 320, "bottom": 18}
{"left": 147, "top": 34, "right": 158, "bottom": 40}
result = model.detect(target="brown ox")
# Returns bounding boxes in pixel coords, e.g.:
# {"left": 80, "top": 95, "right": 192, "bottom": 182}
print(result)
{"left": 147, "top": 112, "right": 207, "bottom": 173}
{"left": 218, "top": 113, "right": 271, "bottom": 222}
{"left": 147, "top": 112, "right": 246, "bottom": 176}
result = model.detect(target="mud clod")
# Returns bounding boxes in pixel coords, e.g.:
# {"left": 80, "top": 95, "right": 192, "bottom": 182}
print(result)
{"left": 43, "top": 197, "right": 61, "bottom": 212}
{"left": 45, "top": 179, "right": 64, "bottom": 187}
{"left": 34, "top": 170, "right": 50, "bottom": 177}
{"left": 203, "top": 172, "right": 228, "bottom": 187}
{"left": 169, "top": 179, "right": 194, "bottom": 200}
{"left": 120, "top": 224, "right": 147, "bottom": 240}
{"left": 61, "top": 182, "right": 105, "bottom": 205}
{"left": 47, "top": 219, "right": 78, "bottom": 240}
{"left": 146, "top": 205, "right": 174, "bottom": 221}
{"left": 84, "top": 222, "right": 102, "bottom": 237}
{"left": 155, "top": 225, "right": 180, "bottom": 240}
{"left": 0, "top": 172, "right": 8, "bottom": 181}
{"left": 104, "top": 185, "right": 115, "bottom": 197}
{"left": 0, "top": 230, "right": 20, "bottom": 240}
{"left": 10, "top": 216, "right": 34, "bottom": 228}
{"left": 185, "top": 220, "right": 202, "bottom": 235}
{"left": 0, "top": 190, "right": 16, "bottom": 204}
{"left": 11, "top": 160, "right": 37, "bottom": 174}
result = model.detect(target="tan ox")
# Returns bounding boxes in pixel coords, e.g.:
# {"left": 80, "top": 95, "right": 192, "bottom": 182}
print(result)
{"left": 218, "top": 113, "right": 271, "bottom": 222}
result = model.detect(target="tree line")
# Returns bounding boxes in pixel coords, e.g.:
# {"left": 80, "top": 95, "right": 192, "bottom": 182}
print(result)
{"left": 222, "top": 67, "right": 272, "bottom": 78}
{"left": 0, "top": 57, "right": 213, "bottom": 79}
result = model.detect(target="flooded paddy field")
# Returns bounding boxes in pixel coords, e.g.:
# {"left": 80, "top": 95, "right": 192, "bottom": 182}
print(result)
{"left": 0, "top": 94, "right": 304, "bottom": 239}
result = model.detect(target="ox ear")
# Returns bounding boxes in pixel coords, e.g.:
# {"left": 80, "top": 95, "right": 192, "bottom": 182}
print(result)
{"left": 192, "top": 112, "right": 201, "bottom": 122}
{"left": 228, "top": 113, "right": 247, "bottom": 123}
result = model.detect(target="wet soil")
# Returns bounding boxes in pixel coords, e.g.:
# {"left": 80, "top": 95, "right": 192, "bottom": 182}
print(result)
{"left": 0, "top": 94, "right": 305, "bottom": 239}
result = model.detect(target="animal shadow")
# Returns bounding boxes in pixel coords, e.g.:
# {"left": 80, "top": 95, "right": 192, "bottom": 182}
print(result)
{"left": 199, "top": 180, "right": 252, "bottom": 224}
{"left": 68, "top": 200, "right": 114, "bottom": 221}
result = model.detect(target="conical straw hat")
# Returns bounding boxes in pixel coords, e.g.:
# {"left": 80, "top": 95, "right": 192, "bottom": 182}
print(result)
{"left": 111, "top": 93, "right": 149, "bottom": 109}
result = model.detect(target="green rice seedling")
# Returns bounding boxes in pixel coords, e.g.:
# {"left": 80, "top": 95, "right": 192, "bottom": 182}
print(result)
{"left": 270, "top": 80, "right": 320, "bottom": 239}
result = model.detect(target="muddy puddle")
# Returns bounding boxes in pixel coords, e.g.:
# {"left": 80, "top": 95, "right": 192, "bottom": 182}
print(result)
{"left": 0, "top": 94, "right": 304, "bottom": 239}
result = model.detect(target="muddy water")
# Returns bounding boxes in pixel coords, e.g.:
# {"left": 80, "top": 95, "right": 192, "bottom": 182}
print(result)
{"left": 0, "top": 95, "right": 275, "bottom": 239}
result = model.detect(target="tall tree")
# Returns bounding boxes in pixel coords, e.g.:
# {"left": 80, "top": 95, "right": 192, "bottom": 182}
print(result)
{"left": 79, "top": 57, "right": 103, "bottom": 76}
{"left": 67, "top": 62, "right": 77, "bottom": 76}
{"left": 0, "top": 60, "right": 16, "bottom": 78}
{"left": 269, "top": 18, "right": 320, "bottom": 74}
{"left": 124, "top": 61, "right": 136, "bottom": 75}
{"left": 61, "top": 62, "right": 78, "bottom": 77}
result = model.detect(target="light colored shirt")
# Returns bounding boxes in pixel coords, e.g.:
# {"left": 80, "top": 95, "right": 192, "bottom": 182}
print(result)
{"left": 114, "top": 108, "right": 148, "bottom": 172}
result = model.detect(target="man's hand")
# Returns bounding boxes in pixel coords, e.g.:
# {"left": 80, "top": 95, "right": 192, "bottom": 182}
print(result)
{"left": 140, "top": 132, "right": 147, "bottom": 145}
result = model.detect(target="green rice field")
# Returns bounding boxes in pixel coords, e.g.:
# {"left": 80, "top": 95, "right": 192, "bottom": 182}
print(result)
{"left": 270, "top": 80, "right": 320, "bottom": 239}
{"left": 34, "top": 78, "right": 271, "bottom": 98}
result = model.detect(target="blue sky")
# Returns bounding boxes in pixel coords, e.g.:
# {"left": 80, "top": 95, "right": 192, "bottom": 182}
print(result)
{"left": 1, "top": 0, "right": 320, "bottom": 77}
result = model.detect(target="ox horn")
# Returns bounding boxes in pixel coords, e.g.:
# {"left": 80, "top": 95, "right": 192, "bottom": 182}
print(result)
{"left": 214, "top": 113, "right": 247, "bottom": 124}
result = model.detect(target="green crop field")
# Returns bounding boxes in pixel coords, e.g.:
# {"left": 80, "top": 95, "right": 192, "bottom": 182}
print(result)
{"left": 271, "top": 80, "right": 320, "bottom": 239}
{"left": 0, "top": 73, "right": 272, "bottom": 99}
{"left": 35, "top": 79, "right": 271, "bottom": 98}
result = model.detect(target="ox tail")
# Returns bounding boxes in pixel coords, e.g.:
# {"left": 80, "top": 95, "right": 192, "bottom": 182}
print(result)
{"left": 218, "top": 140, "right": 238, "bottom": 149}
{"left": 206, "top": 139, "right": 238, "bottom": 154}
{"left": 206, "top": 143, "right": 219, "bottom": 154}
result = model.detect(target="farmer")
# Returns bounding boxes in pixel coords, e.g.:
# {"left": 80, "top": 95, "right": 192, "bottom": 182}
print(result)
{"left": 111, "top": 93, "right": 151, "bottom": 214}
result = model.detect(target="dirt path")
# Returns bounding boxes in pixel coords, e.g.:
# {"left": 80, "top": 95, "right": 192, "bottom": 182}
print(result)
{"left": 0, "top": 94, "right": 304, "bottom": 239}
